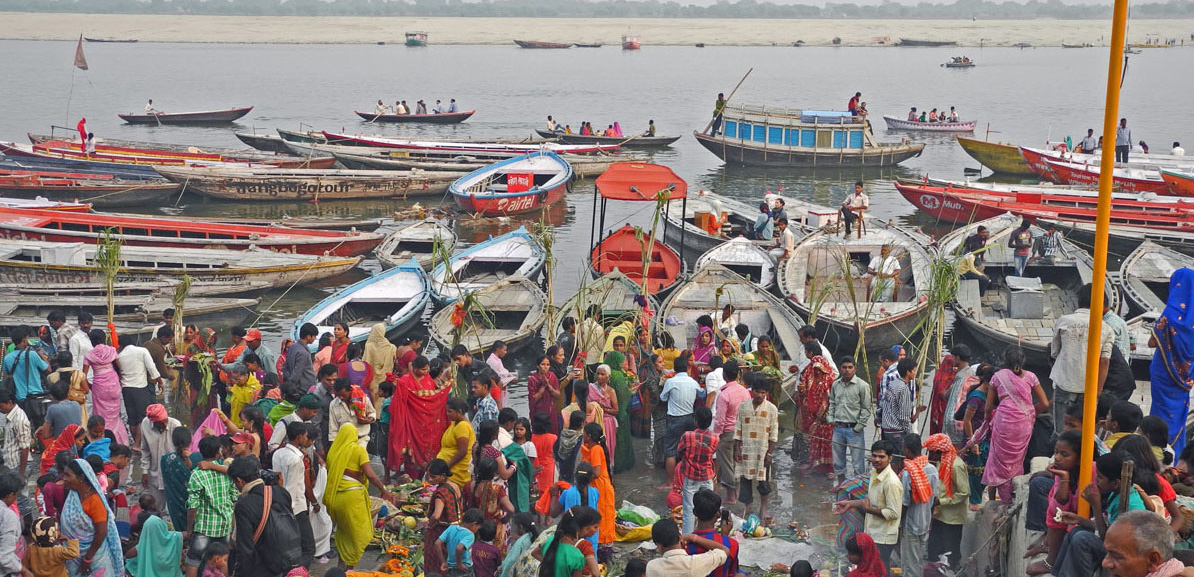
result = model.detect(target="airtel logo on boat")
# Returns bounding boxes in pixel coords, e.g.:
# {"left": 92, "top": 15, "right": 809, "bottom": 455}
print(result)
{"left": 919, "top": 194, "right": 941, "bottom": 210}
{"left": 496, "top": 196, "right": 536, "bottom": 212}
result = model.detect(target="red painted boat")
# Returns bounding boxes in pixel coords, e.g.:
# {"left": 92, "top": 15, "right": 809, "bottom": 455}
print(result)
{"left": 1018, "top": 146, "right": 1064, "bottom": 180}
{"left": 3, "top": 140, "right": 334, "bottom": 169}
{"left": 895, "top": 183, "right": 1194, "bottom": 231}
{"left": 621, "top": 34, "right": 641, "bottom": 50}
{"left": 449, "top": 151, "right": 572, "bottom": 216}
{"left": 590, "top": 224, "right": 682, "bottom": 294}
{"left": 1041, "top": 157, "right": 1168, "bottom": 194}
{"left": 1162, "top": 170, "right": 1194, "bottom": 196}
{"left": 0, "top": 207, "right": 383, "bottom": 257}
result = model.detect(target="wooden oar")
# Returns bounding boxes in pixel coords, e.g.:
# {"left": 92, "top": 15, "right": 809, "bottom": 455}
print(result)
{"left": 701, "top": 67, "right": 753, "bottom": 135}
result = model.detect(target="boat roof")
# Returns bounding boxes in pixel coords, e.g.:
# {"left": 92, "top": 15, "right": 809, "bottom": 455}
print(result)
{"left": 595, "top": 163, "right": 687, "bottom": 201}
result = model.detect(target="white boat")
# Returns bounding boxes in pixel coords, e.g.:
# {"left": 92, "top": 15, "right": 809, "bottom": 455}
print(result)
{"left": 0, "top": 197, "right": 91, "bottom": 211}
{"left": 295, "top": 258, "right": 429, "bottom": 343}
{"left": 375, "top": 219, "right": 457, "bottom": 270}
{"left": 776, "top": 219, "right": 934, "bottom": 351}
{"left": 882, "top": 115, "right": 977, "bottom": 132}
{"left": 1118, "top": 240, "right": 1194, "bottom": 318}
{"left": 429, "top": 226, "right": 546, "bottom": 304}
{"left": 661, "top": 191, "right": 838, "bottom": 257}
{"left": 694, "top": 237, "right": 777, "bottom": 289}
{"left": 0, "top": 239, "right": 360, "bottom": 296}
{"left": 552, "top": 270, "right": 659, "bottom": 337}
{"left": 0, "top": 293, "right": 258, "bottom": 326}
{"left": 659, "top": 263, "right": 806, "bottom": 376}
{"left": 428, "top": 275, "right": 547, "bottom": 355}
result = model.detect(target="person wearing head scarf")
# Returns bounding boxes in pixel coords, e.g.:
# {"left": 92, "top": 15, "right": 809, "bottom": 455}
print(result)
{"left": 362, "top": 324, "right": 395, "bottom": 408}
{"left": 924, "top": 433, "right": 969, "bottom": 567}
{"left": 845, "top": 533, "right": 886, "bottom": 577}
{"left": 28, "top": 515, "right": 81, "bottom": 577}
{"left": 323, "top": 424, "right": 393, "bottom": 570}
{"left": 126, "top": 514, "right": 183, "bottom": 577}
{"left": 61, "top": 458, "right": 123, "bottom": 577}
{"left": 1150, "top": 268, "right": 1194, "bottom": 455}
{"left": 587, "top": 365, "right": 619, "bottom": 466}
{"left": 82, "top": 333, "right": 128, "bottom": 446}
{"left": 41, "top": 424, "right": 85, "bottom": 476}
{"left": 603, "top": 351, "right": 636, "bottom": 473}
{"left": 691, "top": 327, "right": 717, "bottom": 366}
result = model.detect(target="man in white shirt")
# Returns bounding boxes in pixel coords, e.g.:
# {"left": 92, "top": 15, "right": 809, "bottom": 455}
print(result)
{"left": 69, "top": 312, "right": 94, "bottom": 377}
{"left": 447, "top": 99, "right": 458, "bottom": 113}
{"left": 269, "top": 394, "right": 322, "bottom": 450}
{"left": 328, "top": 379, "right": 376, "bottom": 447}
{"left": 868, "top": 245, "right": 901, "bottom": 302}
{"left": 546, "top": 115, "right": 556, "bottom": 131}
{"left": 139, "top": 403, "right": 179, "bottom": 510}
{"left": 645, "top": 519, "right": 729, "bottom": 577}
{"left": 272, "top": 421, "right": 316, "bottom": 566}
{"left": 118, "top": 341, "right": 163, "bottom": 449}
{"left": 840, "top": 181, "right": 869, "bottom": 238}
{"left": 145, "top": 99, "right": 158, "bottom": 114}
{"left": 578, "top": 306, "right": 606, "bottom": 376}
{"left": 432, "top": 99, "right": 442, "bottom": 114}
{"left": 1079, "top": 128, "right": 1099, "bottom": 153}
{"left": 772, "top": 218, "right": 796, "bottom": 263}
{"left": 486, "top": 341, "right": 516, "bottom": 408}
{"left": 0, "top": 392, "right": 31, "bottom": 475}
{"left": 794, "top": 325, "right": 839, "bottom": 379}
{"left": 1173, "top": 141, "right": 1185, "bottom": 157}
{"left": 1050, "top": 285, "right": 1114, "bottom": 436}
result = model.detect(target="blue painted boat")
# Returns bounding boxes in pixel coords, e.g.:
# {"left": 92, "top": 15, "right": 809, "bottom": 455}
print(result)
{"left": 449, "top": 151, "right": 572, "bottom": 216}
{"left": 430, "top": 225, "right": 546, "bottom": 304}
{"left": 295, "top": 258, "right": 429, "bottom": 344}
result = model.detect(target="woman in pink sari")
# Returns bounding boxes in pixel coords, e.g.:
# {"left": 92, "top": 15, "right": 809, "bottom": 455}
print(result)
{"left": 980, "top": 346, "right": 1050, "bottom": 502}
{"left": 589, "top": 364, "right": 619, "bottom": 465}
{"left": 81, "top": 329, "right": 129, "bottom": 445}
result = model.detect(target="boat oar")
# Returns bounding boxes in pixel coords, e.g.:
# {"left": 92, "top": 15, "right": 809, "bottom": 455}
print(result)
{"left": 701, "top": 67, "right": 753, "bottom": 135}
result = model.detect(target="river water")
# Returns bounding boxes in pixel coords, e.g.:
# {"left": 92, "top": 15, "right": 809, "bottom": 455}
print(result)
{"left": 1, "top": 40, "right": 1191, "bottom": 559}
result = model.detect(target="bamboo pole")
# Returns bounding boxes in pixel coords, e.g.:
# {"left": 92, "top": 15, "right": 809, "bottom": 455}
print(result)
{"left": 1077, "top": 0, "right": 1129, "bottom": 518}
{"left": 701, "top": 68, "right": 753, "bottom": 135}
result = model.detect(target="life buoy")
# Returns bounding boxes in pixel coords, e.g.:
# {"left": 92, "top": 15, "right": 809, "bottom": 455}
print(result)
{"left": 538, "top": 188, "right": 549, "bottom": 204}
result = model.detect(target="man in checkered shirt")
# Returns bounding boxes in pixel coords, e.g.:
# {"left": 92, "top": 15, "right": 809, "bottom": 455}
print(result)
{"left": 678, "top": 405, "right": 718, "bottom": 534}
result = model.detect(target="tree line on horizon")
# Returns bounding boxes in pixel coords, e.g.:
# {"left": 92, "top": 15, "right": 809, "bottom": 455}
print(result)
{"left": 6, "top": 0, "right": 1194, "bottom": 19}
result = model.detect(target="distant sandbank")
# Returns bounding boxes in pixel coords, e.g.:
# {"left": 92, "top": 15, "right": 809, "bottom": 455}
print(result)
{"left": 2, "top": 13, "right": 1193, "bottom": 47}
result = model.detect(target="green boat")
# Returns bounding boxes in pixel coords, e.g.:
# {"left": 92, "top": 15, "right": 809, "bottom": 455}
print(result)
{"left": 405, "top": 31, "right": 428, "bottom": 47}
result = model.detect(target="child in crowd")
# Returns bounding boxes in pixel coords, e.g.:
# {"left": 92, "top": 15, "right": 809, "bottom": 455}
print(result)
{"left": 470, "top": 519, "right": 501, "bottom": 577}
{"left": 1139, "top": 415, "right": 1175, "bottom": 466}
{"left": 624, "top": 558, "right": 647, "bottom": 577}
{"left": 530, "top": 413, "right": 557, "bottom": 525}
{"left": 1025, "top": 430, "right": 1083, "bottom": 575}
{"left": 499, "top": 513, "right": 538, "bottom": 577}
{"left": 789, "top": 561, "right": 814, "bottom": 577}
{"left": 438, "top": 508, "right": 482, "bottom": 577}
{"left": 377, "top": 380, "right": 394, "bottom": 484}
{"left": 688, "top": 488, "right": 739, "bottom": 577}
{"left": 199, "top": 540, "right": 230, "bottom": 577}
{"left": 1104, "top": 401, "right": 1144, "bottom": 449}
{"left": 555, "top": 412, "right": 585, "bottom": 485}
{"left": 25, "top": 516, "right": 79, "bottom": 577}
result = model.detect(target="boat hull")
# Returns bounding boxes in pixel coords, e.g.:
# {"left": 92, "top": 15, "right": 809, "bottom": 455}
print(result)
{"left": 0, "top": 177, "right": 178, "bottom": 208}
{"left": 882, "top": 116, "right": 975, "bottom": 132}
{"left": 896, "top": 183, "right": 1005, "bottom": 223}
{"left": 453, "top": 183, "right": 567, "bottom": 216}
{"left": 354, "top": 110, "right": 475, "bottom": 124}
{"left": 155, "top": 167, "right": 455, "bottom": 201}
{"left": 1162, "top": 170, "right": 1194, "bottom": 196}
{"left": 1042, "top": 157, "right": 1168, "bottom": 194}
{"left": 233, "top": 132, "right": 293, "bottom": 154}
{"left": 534, "top": 129, "right": 680, "bottom": 148}
{"left": 955, "top": 136, "right": 1035, "bottom": 176}
{"left": 694, "top": 132, "right": 923, "bottom": 168}
{"left": 118, "top": 107, "right": 253, "bottom": 125}
{"left": 296, "top": 260, "right": 429, "bottom": 344}
{"left": 513, "top": 40, "right": 572, "bottom": 49}
{"left": 449, "top": 151, "right": 573, "bottom": 216}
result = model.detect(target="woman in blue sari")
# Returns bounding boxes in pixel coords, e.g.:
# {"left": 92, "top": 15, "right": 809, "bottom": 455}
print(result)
{"left": 1150, "top": 267, "right": 1194, "bottom": 455}
{"left": 61, "top": 458, "right": 124, "bottom": 577}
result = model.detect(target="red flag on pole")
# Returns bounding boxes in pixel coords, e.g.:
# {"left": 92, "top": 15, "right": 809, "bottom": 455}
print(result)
{"left": 74, "top": 34, "right": 88, "bottom": 70}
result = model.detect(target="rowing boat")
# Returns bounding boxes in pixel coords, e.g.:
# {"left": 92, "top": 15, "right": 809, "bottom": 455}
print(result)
{"left": 0, "top": 207, "right": 383, "bottom": 257}
{"left": 695, "top": 236, "right": 776, "bottom": 289}
{"left": 449, "top": 151, "right": 572, "bottom": 216}
{"left": 21, "top": 136, "right": 334, "bottom": 169}
{"left": 428, "top": 275, "right": 548, "bottom": 355}
{"left": 0, "top": 197, "right": 90, "bottom": 212}
{"left": 354, "top": 110, "right": 475, "bottom": 124}
{"left": 0, "top": 170, "right": 179, "bottom": 207}
{"left": 375, "top": 219, "right": 457, "bottom": 269}
{"left": 320, "top": 132, "right": 620, "bottom": 154}
{"left": 295, "top": 258, "right": 429, "bottom": 343}
{"left": 0, "top": 238, "right": 360, "bottom": 295}
{"left": 661, "top": 191, "right": 837, "bottom": 256}
{"left": 154, "top": 166, "right": 459, "bottom": 201}
{"left": 0, "top": 156, "right": 162, "bottom": 181}
{"left": 0, "top": 293, "right": 258, "bottom": 326}
{"left": 0, "top": 141, "right": 258, "bottom": 169}
{"left": 429, "top": 226, "right": 546, "bottom": 304}
{"left": 590, "top": 224, "right": 683, "bottom": 295}
{"left": 551, "top": 270, "right": 658, "bottom": 337}
{"left": 513, "top": 40, "right": 573, "bottom": 49}
{"left": 1040, "top": 156, "right": 1168, "bottom": 194}
{"left": 234, "top": 132, "right": 293, "bottom": 154}
{"left": 1162, "top": 169, "right": 1194, "bottom": 196}
{"left": 882, "top": 116, "right": 976, "bottom": 132}
{"left": 118, "top": 106, "right": 253, "bottom": 124}
{"left": 955, "top": 135, "right": 1035, "bottom": 176}
{"left": 533, "top": 129, "right": 681, "bottom": 148}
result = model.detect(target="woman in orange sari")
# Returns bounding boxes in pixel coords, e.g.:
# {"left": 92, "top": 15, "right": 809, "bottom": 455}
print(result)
{"left": 579, "top": 422, "right": 616, "bottom": 545}
{"left": 799, "top": 341, "right": 836, "bottom": 477}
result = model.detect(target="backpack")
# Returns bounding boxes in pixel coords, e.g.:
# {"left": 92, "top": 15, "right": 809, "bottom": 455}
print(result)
{"left": 251, "top": 485, "right": 302, "bottom": 574}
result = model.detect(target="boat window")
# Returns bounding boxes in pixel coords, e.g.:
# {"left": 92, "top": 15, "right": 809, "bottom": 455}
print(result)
{"left": 768, "top": 127, "right": 784, "bottom": 145}
{"left": 121, "top": 228, "right": 149, "bottom": 237}
{"left": 786, "top": 129, "right": 799, "bottom": 146}
{"left": 724, "top": 121, "right": 738, "bottom": 139}
{"left": 816, "top": 131, "right": 833, "bottom": 148}
{"left": 832, "top": 131, "right": 845, "bottom": 148}
{"left": 800, "top": 130, "right": 816, "bottom": 148}
{"left": 56, "top": 222, "right": 92, "bottom": 233}
{"left": 751, "top": 126, "right": 765, "bottom": 143}
{"left": 149, "top": 229, "right": 180, "bottom": 238}
{"left": 738, "top": 124, "right": 750, "bottom": 140}
{"left": 849, "top": 131, "right": 864, "bottom": 149}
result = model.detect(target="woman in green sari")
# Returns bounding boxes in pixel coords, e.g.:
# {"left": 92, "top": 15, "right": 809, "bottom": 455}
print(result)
{"left": 603, "top": 351, "right": 636, "bottom": 473}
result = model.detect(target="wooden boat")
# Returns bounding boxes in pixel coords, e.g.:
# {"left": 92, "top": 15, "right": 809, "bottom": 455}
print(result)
{"left": 83, "top": 37, "right": 138, "bottom": 43}
{"left": 1040, "top": 156, "right": 1168, "bottom": 194}
{"left": 405, "top": 31, "right": 428, "bottom": 46}
{"left": 1118, "top": 240, "right": 1194, "bottom": 318}
{"left": 23, "top": 135, "right": 335, "bottom": 169}
{"left": 320, "top": 132, "right": 620, "bottom": 155}
{"left": 622, "top": 34, "right": 641, "bottom": 50}
{"left": 0, "top": 155, "right": 162, "bottom": 181}
{"left": 659, "top": 262, "right": 806, "bottom": 375}
{"left": 513, "top": 40, "right": 572, "bottom": 49}
{"left": 551, "top": 270, "right": 657, "bottom": 336}
{"left": 1041, "top": 218, "right": 1194, "bottom": 255}
{"left": 1019, "top": 146, "right": 1194, "bottom": 178}
{"left": 590, "top": 224, "right": 683, "bottom": 295}
{"left": 899, "top": 38, "right": 957, "bottom": 46}
{"left": 1062, "top": 43, "right": 1092, "bottom": 48}
{"left": 1162, "top": 169, "right": 1194, "bottom": 196}
{"left": 942, "top": 57, "right": 976, "bottom": 68}
{"left": 450, "top": 152, "right": 572, "bottom": 216}
{"left": 332, "top": 149, "right": 638, "bottom": 178}
{"left": 276, "top": 129, "right": 327, "bottom": 145}
{"left": 0, "top": 293, "right": 257, "bottom": 326}
{"left": 955, "top": 135, "right": 1035, "bottom": 176}
{"left": 154, "top": 166, "right": 458, "bottom": 201}
{"left": 534, "top": 129, "right": 681, "bottom": 148}
{"left": 0, "top": 197, "right": 90, "bottom": 212}
{"left": 428, "top": 275, "right": 547, "bottom": 355}
{"left": 694, "top": 104, "right": 924, "bottom": 168}
{"left": 661, "top": 191, "right": 838, "bottom": 256}
{"left": 882, "top": 116, "right": 976, "bottom": 132}
{"left": 296, "top": 258, "right": 429, "bottom": 343}
{"left": 354, "top": 110, "right": 475, "bottom": 124}
{"left": 574, "top": 43, "right": 603, "bottom": 48}
{"left": 776, "top": 220, "right": 934, "bottom": 351}
{"left": 430, "top": 226, "right": 546, "bottom": 303}
{"left": 695, "top": 237, "right": 776, "bottom": 289}
{"left": 375, "top": 219, "right": 457, "bottom": 269}
{"left": 0, "top": 238, "right": 360, "bottom": 295}
{"left": 118, "top": 106, "right": 253, "bottom": 125}
{"left": 0, "top": 207, "right": 383, "bottom": 257}
{"left": 943, "top": 212, "right": 1117, "bottom": 364}
{"left": 0, "top": 170, "right": 179, "bottom": 207}
{"left": 234, "top": 132, "right": 293, "bottom": 154}
{"left": 0, "top": 141, "right": 258, "bottom": 169}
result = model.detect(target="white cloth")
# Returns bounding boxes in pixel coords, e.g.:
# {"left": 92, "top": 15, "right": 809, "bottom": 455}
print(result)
{"left": 140, "top": 417, "right": 180, "bottom": 490}
{"left": 269, "top": 413, "right": 307, "bottom": 450}
{"left": 310, "top": 466, "right": 333, "bottom": 557}
{"left": 118, "top": 345, "right": 160, "bottom": 389}
{"left": 1050, "top": 308, "right": 1115, "bottom": 394}
{"left": 521, "top": 440, "right": 537, "bottom": 460}
{"left": 845, "top": 192, "right": 869, "bottom": 210}
{"left": 271, "top": 444, "right": 309, "bottom": 515}
{"left": 780, "top": 227, "right": 796, "bottom": 255}
{"left": 705, "top": 368, "right": 725, "bottom": 423}
{"left": 447, "top": 101, "right": 458, "bottom": 112}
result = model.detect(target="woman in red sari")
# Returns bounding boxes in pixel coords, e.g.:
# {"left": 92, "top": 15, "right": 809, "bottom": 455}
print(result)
{"left": 330, "top": 322, "right": 352, "bottom": 365}
{"left": 798, "top": 341, "right": 836, "bottom": 477}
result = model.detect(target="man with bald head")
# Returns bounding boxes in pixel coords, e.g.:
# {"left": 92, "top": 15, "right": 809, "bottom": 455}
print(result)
{"left": 1103, "top": 510, "right": 1184, "bottom": 577}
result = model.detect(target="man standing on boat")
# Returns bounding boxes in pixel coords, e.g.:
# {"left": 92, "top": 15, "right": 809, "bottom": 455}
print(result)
{"left": 711, "top": 93, "right": 726, "bottom": 136}
{"left": 1115, "top": 118, "right": 1132, "bottom": 162}
{"left": 868, "top": 245, "right": 901, "bottom": 302}
{"left": 848, "top": 92, "right": 862, "bottom": 116}
{"left": 1079, "top": 129, "right": 1099, "bottom": 154}
{"left": 840, "top": 181, "right": 869, "bottom": 239}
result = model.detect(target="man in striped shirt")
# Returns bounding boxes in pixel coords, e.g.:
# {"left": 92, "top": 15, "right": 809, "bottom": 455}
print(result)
{"left": 879, "top": 359, "right": 923, "bottom": 449}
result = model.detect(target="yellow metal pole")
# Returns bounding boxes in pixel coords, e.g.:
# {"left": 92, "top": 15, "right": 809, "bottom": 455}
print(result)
{"left": 1077, "top": 0, "right": 1130, "bottom": 518}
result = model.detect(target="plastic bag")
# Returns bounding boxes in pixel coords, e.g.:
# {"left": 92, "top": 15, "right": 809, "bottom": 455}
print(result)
{"left": 617, "top": 501, "right": 661, "bottom": 527}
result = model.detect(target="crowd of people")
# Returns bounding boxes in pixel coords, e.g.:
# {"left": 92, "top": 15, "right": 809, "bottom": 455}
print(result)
{"left": 373, "top": 98, "right": 461, "bottom": 116}
{"left": 544, "top": 117, "right": 656, "bottom": 138}
{"left": 903, "top": 106, "right": 960, "bottom": 123}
